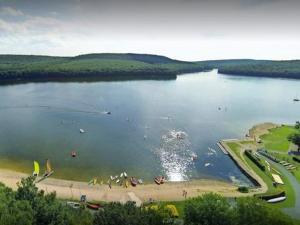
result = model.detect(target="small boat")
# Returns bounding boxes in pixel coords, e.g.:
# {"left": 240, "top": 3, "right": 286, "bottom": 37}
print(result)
{"left": 36, "top": 159, "right": 54, "bottom": 183}
{"left": 138, "top": 179, "right": 143, "bottom": 184}
{"left": 293, "top": 98, "right": 299, "bottom": 102}
{"left": 120, "top": 173, "right": 124, "bottom": 178}
{"left": 32, "top": 161, "right": 40, "bottom": 177}
{"left": 204, "top": 163, "right": 211, "bottom": 167}
{"left": 116, "top": 179, "right": 120, "bottom": 184}
{"left": 123, "top": 172, "right": 128, "bottom": 178}
{"left": 267, "top": 196, "right": 286, "bottom": 203}
{"left": 71, "top": 151, "right": 77, "bottom": 157}
{"left": 67, "top": 201, "right": 81, "bottom": 209}
{"left": 154, "top": 176, "right": 165, "bottom": 185}
{"left": 86, "top": 202, "right": 102, "bottom": 210}
{"left": 88, "top": 178, "right": 97, "bottom": 186}
{"left": 80, "top": 129, "right": 85, "bottom": 133}
{"left": 130, "top": 177, "right": 138, "bottom": 186}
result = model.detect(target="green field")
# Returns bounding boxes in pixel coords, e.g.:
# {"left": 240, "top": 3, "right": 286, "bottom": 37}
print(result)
{"left": 261, "top": 126, "right": 299, "bottom": 152}
{"left": 226, "top": 140, "right": 295, "bottom": 208}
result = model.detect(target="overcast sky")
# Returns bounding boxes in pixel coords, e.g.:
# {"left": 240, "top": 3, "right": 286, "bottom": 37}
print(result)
{"left": 0, "top": 0, "right": 299, "bottom": 60}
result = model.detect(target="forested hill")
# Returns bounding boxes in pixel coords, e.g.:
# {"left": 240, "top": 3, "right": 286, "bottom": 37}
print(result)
{"left": 1, "top": 54, "right": 300, "bottom": 82}
{"left": 0, "top": 53, "right": 208, "bottom": 82}
{"left": 204, "top": 59, "right": 300, "bottom": 79}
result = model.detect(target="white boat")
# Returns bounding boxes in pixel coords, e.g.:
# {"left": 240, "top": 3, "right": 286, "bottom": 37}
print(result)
{"left": 208, "top": 147, "right": 217, "bottom": 154}
{"left": 267, "top": 196, "right": 286, "bottom": 203}
{"left": 66, "top": 201, "right": 81, "bottom": 209}
{"left": 123, "top": 172, "right": 128, "bottom": 178}
{"left": 116, "top": 179, "right": 120, "bottom": 184}
{"left": 204, "top": 163, "right": 211, "bottom": 167}
{"left": 120, "top": 173, "right": 124, "bottom": 178}
{"left": 80, "top": 129, "right": 85, "bottom": 133}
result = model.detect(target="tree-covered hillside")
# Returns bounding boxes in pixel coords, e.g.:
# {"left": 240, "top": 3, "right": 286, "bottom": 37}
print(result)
{"left": 0, "top": 54, "right": 208, "bottom": 82}
{"left": 205, "top": 59, "right": 300, "bottom": 79}
{"left": 1, "top": 54, "right": 300, "bottom": 82}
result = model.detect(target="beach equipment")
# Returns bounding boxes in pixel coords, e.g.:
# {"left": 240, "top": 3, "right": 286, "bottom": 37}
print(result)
{"left": 88, "top": 178, "right": 97, "bottom": 185}
{"left": 138, "top": 179, "right": 143, "bottom": 184}
{"left": 87, "top": 202, "right": 102, "bottom": 210}
{"left": 154, "top": 176, "right": 165, "bottom": 185}
{"left": 66, "top": 201, "right": 81, "bottom": 209}
{"left": 36, "top": 159, "right": 54, "bottom": 183}
{"left": 130, "top": 177, "right": 138, "bottom": 186}
{"left": 272, "top": 174, "right": 284, "bottom": 185}
{"left": 267, "top": 196, "right": 286, "bottom": 203}
{"left": 33, "top": 161, "right": 40, "bottom": 177}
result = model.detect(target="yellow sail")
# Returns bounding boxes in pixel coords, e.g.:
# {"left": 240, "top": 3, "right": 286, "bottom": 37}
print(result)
{"left": 46, "top": 159, "right": 52, "bottom": 174}
{"left": 33, "top": 161, "right": 40, "bottom": 176}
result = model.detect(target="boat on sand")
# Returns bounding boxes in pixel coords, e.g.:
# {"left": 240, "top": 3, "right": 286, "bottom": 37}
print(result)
{"left": 154, "top": 176, "right": 165, "bottom": 185}
{"left": 130, "top": 177, "right": 138, "bottom": 186}
{"left": 86, "top": 202, "right": 102, "bottom": 210}
{"left": 36, "top": 159, "right": 54, "bottom": 183}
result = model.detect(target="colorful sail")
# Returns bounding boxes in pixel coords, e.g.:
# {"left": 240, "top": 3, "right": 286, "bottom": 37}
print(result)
{"left": 33, "top": 161, "right": 40, "bottom": 176}
{"left": 46, "top": 159, "right": 52, "bottom": 174}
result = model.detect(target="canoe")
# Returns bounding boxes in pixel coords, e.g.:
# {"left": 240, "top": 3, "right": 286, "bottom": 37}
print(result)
{"left": 267, "top": 196, "right": 286, "bottom": 203}
{"left": 154, "top": 176, "right": 165, "bottom": 185}
{"left": 86, "top": 202, "right": 102, "bottom": 210}
{"left": 130, "top": 177, "right": 138, "bottom": 186}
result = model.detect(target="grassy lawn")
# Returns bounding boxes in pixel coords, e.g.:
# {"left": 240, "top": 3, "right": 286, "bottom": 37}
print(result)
{"left": 260, "top": 126, "right": 299, "bottom": 152}
{"left": 225, "top": 140, "right": 295, "bottom": 208}
{"left": 227, "top": 142, "right": 242, "bottom": 160}
{"left": 269, "top": 152, "right": 300, "bottom": 183}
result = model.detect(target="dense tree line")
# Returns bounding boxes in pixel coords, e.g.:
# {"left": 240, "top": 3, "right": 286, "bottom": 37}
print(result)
{"left": 0, "top": 54, "right": 208, "bottom": 81}
{"left": 212, "top": 60, "right": 300, "bottom": 79}
{"left": 0, "top": 177, "right": 298, "bottom": 225}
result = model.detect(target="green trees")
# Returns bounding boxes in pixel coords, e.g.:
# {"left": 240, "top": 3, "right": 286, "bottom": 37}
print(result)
{"left": 184, "top": 193, "right": 235, "bottom": 225}
{"left": 0, "top": 179, "right": 298, "bottom": 225}
{"left": 94, "top": 202, "right": 174, "bottom": 225}
{"left": 184, "top": 193, "right": 296, "bottom": 225}
{"left": 288, "top": 133, "right": 300, "bottom": 151}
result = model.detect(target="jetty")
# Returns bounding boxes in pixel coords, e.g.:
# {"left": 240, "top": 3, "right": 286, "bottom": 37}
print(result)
{"left": 217, "top": 142, "right": 228, "bottom": 155}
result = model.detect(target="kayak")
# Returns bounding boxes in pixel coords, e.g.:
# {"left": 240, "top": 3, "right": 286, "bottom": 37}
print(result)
{"left": 130, "top": 177, "right": 138, "bottom": 187}
{"left": 86, "top": 202, "right": 102, "bottom": 210}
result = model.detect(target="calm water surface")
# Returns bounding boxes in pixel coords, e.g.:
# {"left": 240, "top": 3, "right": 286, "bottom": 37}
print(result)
{"left": 0, "top": 70, "right": 299, "bottom": 185}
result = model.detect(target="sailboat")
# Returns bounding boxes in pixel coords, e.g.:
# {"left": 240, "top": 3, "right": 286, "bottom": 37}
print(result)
{"left": 32, "top": 161, "right": 40, "bottom": 177}
{"left": 36, "top": 159, "right": 54, "bottom": 183}
{"left": 44, "top": 159, "right": 54, "bottom": 178}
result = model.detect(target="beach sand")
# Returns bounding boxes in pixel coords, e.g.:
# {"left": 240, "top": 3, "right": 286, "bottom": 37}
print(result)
{"left": 0, "top": 169, "right": 245, "bottom": 205}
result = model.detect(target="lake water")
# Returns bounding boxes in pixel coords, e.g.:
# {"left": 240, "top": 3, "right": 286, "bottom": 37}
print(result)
{"left": 0, "top": 70, "right": 299, "bottom": 185}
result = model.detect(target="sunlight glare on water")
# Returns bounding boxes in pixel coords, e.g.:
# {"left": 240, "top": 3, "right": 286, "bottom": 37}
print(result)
{"left": 156, "top": 130, "right": 196, "bottom": 181}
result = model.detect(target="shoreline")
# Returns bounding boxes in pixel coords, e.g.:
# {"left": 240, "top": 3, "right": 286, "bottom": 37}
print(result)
{"left": 0, "top": 168, "right": 244, "bottom": 205}
{"left": 0, "top": 122, "right": 280, "bottom": 204}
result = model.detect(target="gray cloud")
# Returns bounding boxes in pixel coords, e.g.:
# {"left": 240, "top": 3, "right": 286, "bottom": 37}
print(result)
{"left": 0, "top": 0, "right": 299, "bottom": 60}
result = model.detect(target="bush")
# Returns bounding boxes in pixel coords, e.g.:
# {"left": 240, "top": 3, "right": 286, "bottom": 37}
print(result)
{"left": 237, "top": 186, "right": 249, "bottom": 193}
{"left": 245, "top": 150, "right": 265, "bottom": 171}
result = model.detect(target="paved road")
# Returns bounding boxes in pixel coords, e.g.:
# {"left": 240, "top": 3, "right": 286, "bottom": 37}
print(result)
{"left": 263, "top": 156, "right": 300, "bottom": 219}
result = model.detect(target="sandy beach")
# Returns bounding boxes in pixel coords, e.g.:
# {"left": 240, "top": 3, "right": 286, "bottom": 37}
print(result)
{"left": 0, "top": 168, "right": 247, "bottom": 205}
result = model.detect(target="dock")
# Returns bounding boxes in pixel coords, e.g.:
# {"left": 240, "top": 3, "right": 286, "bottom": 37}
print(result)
{"left": 217, "top": 142, "right": 228, "bottom": 155}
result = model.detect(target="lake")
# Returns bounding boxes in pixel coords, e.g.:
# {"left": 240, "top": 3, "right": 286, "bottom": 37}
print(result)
{"left": 0, "top": 70, "right": 299, "bottom": 185}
